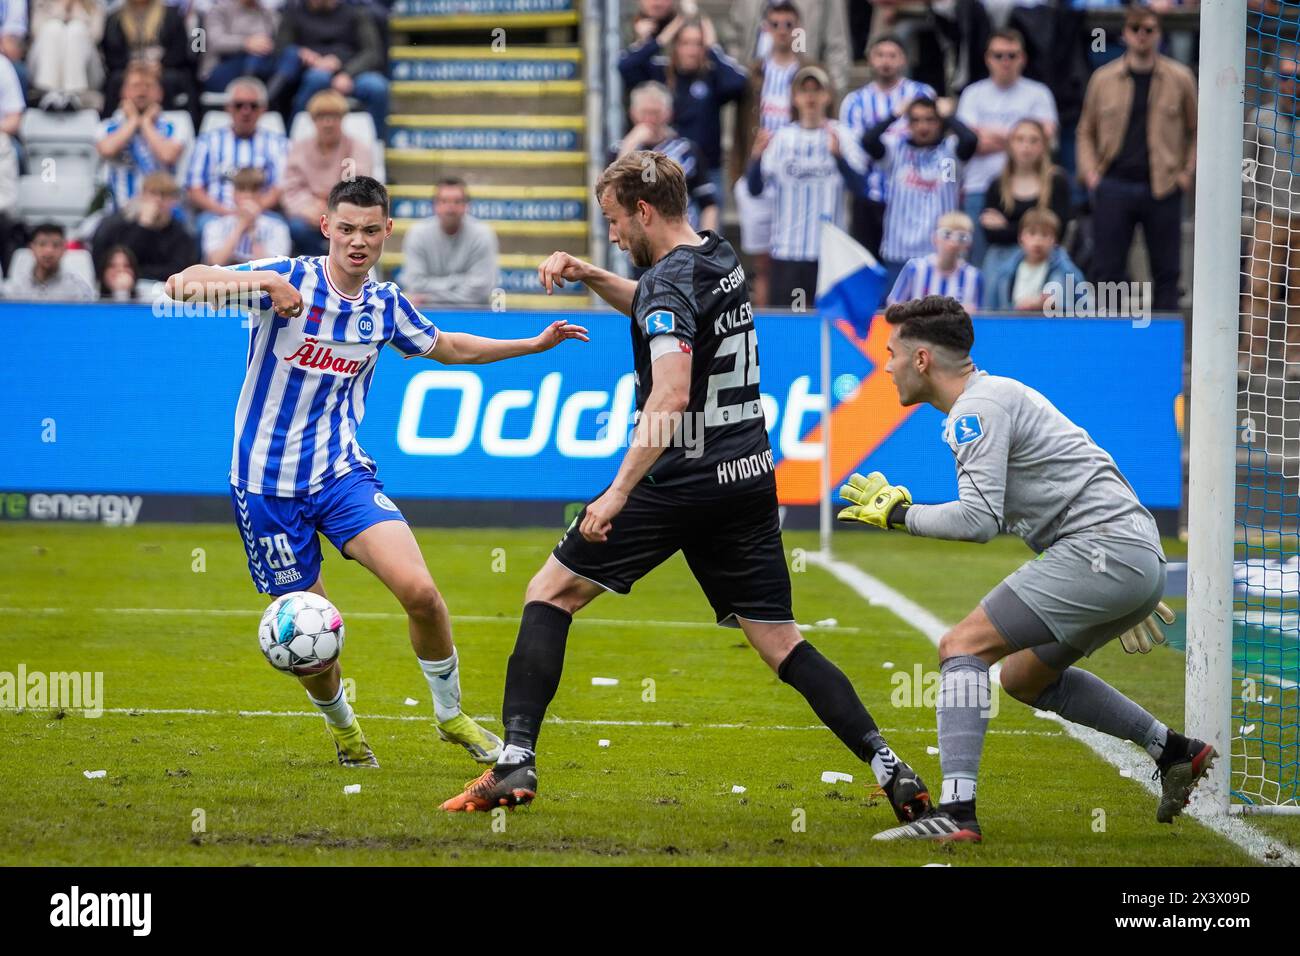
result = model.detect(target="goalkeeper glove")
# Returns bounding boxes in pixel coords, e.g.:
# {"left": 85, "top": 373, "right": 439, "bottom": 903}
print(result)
{"left": 1118, "top": 601, "right": 1175, "bottom": 654}
{"left": 836, "top": 471, "right": 912, "bottom": 530}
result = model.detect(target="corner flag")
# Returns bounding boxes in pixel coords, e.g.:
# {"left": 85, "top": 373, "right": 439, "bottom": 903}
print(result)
{"left": 815, "top": 222, "right": 887, "bottom": 337}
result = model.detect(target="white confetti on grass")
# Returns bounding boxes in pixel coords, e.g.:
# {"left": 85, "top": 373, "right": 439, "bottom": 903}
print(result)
{"left": 82, "top": 770, "right": 106, "bottom": 779}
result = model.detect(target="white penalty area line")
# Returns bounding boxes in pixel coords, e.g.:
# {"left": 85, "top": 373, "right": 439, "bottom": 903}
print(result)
{"left": 0, "top": 606, "right": 861, "bottom": 634}
{"left": 0, "top": 705, "right": 1062, "bottom": 738}
{"left": 807, "top": 550, "right": 1300, "bottom": 867}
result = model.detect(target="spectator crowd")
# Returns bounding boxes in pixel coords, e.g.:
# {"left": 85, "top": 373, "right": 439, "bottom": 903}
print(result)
{"left": 615, "top": 0, "right": 1291, "bottom": 325}
{"left": 0, "top": 0, "right": 406, "bottom": 301}
{"left": 0, "top": 0, "right": 1295, "bottom": 336}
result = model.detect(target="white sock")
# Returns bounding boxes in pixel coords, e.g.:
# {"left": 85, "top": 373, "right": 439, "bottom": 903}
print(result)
{"left": 307, "top": 686, "right": 354, "bottom": 729}
{"left": 418, "top": 651, "right": 462, "bottom": 723}
{"left": 940, "top": 776, "right": 977, "bottom": 805}
{"left": 869, "top": 746, "right": 899, "bottom": 787}
{"left": 1144, "top": 721, "right": 1170, "bottom": 761}
{"left": 498, "top": 743, "right": 534, "bottom": 766}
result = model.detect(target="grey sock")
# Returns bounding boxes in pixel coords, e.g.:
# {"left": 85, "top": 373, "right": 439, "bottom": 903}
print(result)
{"left": 1032, "top": 666, "right": 1165, "bottom": 754}
{"left": 937, "top": 655, "right": 993, "bottom": 805}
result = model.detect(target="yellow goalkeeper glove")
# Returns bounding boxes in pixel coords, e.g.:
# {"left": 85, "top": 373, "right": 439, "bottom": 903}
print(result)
{"left": 836, "top": 472, "right": 912, "bottom": 530}
{"left": 1118, "top": 601, "right": 1175, "bottom": 654}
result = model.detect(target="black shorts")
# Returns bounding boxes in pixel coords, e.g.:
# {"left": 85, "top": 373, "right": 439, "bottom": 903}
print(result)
{"left": 553, "top": 481, "right": 794, "bottom": 628}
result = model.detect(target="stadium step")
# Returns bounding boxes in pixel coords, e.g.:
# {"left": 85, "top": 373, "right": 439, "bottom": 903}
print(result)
{"left": 383, "top": 17, "right": 590, "bottom": 283}
{"left": 389, "top": 45, "right": 582, "bottom": 84}
{"left": 381, "top": 251, "right": 587, "bottom": 309}
{"left": 386, "top": 148, "right": 586, "bottom": 187}
{"left": 389, "top": 217, "right": 587, "bottom": 256}
{"left": 387, "top": 184, "right": 587, "bottom": 222}
{"left": 389, "top": 0, "right": 579, "bottom": 32}
{"left": 387, "top": 113, "right": 584, "bottom": 152}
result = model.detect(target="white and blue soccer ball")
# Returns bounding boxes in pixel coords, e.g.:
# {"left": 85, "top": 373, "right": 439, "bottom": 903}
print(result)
{"left": 258, "top": 591, "right": 345, "bottom": 676}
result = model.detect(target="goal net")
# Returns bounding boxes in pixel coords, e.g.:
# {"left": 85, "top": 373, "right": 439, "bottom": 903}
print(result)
{"left": 1191, "top": 0, "right": 1300, "bottom": 813}
{"left": 1232, "top": 0, "right": 1300, "bottom": 811}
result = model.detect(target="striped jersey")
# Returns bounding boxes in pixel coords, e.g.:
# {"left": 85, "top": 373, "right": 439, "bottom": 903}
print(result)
{"left": 760, "top": 121, "right": 867, "bottom": 261}
{"left": 97, "top": 113, "right": 182, "bottom": 209}
{"left": 202, "top": 213, "right": 292, "bottom": 263}
{"left": 888, "top": 254, "right": 983, "bottom": 310}
{"left": 878, "top": 137, "right": 963, "bottom": 262}
{"left": 758, "top": 57, "right": 800, "bottom": 132}
{"left": 839, "top": 78, "right": 935, "bottom": 202}
{"left": 226, "top": 255, "right": 439, "bottom": 497}
{"left": 185, "top": 126, "right": 288, "bottom": 208}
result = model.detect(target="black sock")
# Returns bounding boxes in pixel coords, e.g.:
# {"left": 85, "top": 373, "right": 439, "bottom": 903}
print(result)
{"left": 943, "top": 798, "right": 978, "bottom": 824}
{"left": 500, "top": 601, "right": 572, "bottom": 755}
{"left": 1159, "top": 729, "right": 1191, "bottom": 768}
{"left": 778, "top": 641, "right": 881, "bottom": 762}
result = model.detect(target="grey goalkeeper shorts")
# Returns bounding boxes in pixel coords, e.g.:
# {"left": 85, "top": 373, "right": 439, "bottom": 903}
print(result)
{"left": 980, "top": 532, "right": 1167, "bottom": 670}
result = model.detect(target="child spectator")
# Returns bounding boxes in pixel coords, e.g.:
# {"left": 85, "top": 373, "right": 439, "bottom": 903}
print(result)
{"left": 201, "top": 166, "right": 292, "bottom": 265}
{"left": 979, "top": 118, "right": 1071, "bottom": 285}
{"left": 748, "top": 65, "right": 867, "bottom": 308}
{"left": 92, "top": 171, "right": 198, "bottom": 283}
{"left": 98, "top": 244, "right": 139, "bottom": 300}
{"left": 887, "top": 211, "right": 983, "bottom": 312}
{"left": 985, "top": 208, "right": 1085, "bottom": 312}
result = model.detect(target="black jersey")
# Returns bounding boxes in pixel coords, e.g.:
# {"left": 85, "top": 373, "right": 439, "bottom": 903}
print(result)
{"left": 629, "top": 231, "right": 775, "bottom": 498}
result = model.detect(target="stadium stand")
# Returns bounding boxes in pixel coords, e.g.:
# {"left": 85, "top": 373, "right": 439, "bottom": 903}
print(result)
{"left": 383, "top": 0, "right": 587, "bottom": 308}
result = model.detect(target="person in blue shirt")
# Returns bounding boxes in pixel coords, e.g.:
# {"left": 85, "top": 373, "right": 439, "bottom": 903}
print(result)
{"left": 618, "top": 13, "right": 747, "bottom": 207}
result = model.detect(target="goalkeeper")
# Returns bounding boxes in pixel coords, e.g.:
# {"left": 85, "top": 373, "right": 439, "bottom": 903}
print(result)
{"left": 839, "top": 294, "right": 1216, "bottom": 843}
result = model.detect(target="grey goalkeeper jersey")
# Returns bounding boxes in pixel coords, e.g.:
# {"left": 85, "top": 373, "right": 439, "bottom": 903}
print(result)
{"left": 904, "top": 371, "right": 1164, "bottom": 556}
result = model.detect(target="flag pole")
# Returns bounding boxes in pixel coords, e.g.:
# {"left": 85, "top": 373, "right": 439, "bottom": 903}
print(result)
{"left": 819, "top": 310, "right": 832, "bottom": 557}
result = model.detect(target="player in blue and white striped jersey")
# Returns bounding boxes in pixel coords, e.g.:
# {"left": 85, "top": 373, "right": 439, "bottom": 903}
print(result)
{"left": 863, "top": 96, "right": 978, "bottom": 290}
{"left": 165, "top": 176, "right": 588, "bottom": 772}
{"left": 838, "top": 36, "right": 935, "bottom": 258}
{"left": 887, "top": 211, "right": 983, "bottom": 311}
{"left": 747, "top": 65, "right": 867, "bottom": 308}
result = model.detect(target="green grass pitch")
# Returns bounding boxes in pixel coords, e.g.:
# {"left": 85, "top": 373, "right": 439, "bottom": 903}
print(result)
{"left": 0, "top": 522, "right": 1294, "bottom": 866}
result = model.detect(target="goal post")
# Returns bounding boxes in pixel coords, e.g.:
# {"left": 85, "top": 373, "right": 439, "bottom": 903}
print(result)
{"left": 1185, "top": 0, "right": 1246, "bottom": 815}
{"left": 1187, "top": 0, "right": 1300, "bottom": 813}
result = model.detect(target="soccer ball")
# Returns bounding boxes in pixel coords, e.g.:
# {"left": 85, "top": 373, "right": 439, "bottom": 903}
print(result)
{"left": 258, "top": 591, "right": 345, "bottom": 676}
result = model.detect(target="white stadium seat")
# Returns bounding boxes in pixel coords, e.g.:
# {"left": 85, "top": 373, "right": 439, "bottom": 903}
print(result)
{"left": 20, "top": 108, "right": 100, "bottom": 147}
{"left": 15, "top": 173, "right": 96, "bottom": 229}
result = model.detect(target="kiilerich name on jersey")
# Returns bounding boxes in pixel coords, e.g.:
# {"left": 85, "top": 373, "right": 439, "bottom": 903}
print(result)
{"left": 632, "top": 239, "right": 775, "bottom": 498}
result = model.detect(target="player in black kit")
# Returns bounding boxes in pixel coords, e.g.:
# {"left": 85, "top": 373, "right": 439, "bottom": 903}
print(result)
{"left": 441, "top": 151, "right": 930, "bottom": 822}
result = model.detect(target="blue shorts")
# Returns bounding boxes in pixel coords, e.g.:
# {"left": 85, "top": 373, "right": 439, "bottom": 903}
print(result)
{"left": 230, "top": 469, "right": 408, "bottom": 595}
